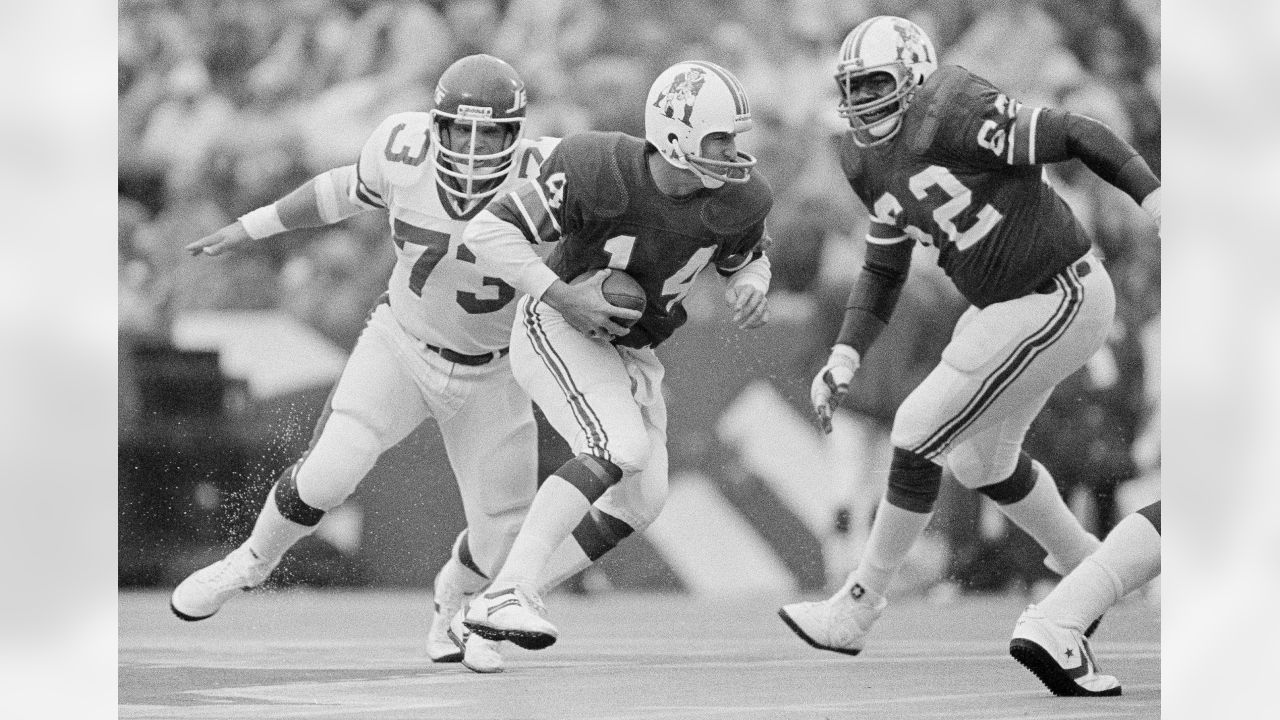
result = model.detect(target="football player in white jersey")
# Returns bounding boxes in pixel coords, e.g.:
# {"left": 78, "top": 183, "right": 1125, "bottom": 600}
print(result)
{"left": 170, "top": 54, "right": 560, "bottom": 673}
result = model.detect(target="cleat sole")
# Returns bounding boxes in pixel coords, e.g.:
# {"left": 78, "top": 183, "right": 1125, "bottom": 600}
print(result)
{"left": 464, "top": 620, "right": 556, "bottom": 650}
{"left": 776, "top": 608, "right": 862, "bottom": 657}
{"left": 169, "top": 601, "right": 214, "bottom": 622}
{"left": 1009, "top": 638, "right": 1122, "bottom": 697}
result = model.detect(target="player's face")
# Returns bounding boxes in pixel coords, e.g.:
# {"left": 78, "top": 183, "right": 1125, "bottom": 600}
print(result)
{"left": 441, "top": 120, "right": 512, "bottom": 166}
{"left": 845, "top": 71, "right": 898, "bottom": 120}
{"left": 700, "top": 132, "right": 745, "bottom": 178}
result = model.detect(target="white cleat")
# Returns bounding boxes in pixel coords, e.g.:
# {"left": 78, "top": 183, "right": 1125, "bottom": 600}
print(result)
{"left": 464, "top": 585, "right": 558, "bottom": 650}
{"left": 170, "top": 545, "right": 277, "bottom": 621}
{"left": 448, "top": 605, "right": 504, "bottom": 673}
{"left": 426, "top": 567, "right": 478, "bottom": 663}
{"left": 777, "top": 581, "right": 887, "bottom": 656}
{"left": 1009, "top": 604, "right": 1122, "bottom": 697}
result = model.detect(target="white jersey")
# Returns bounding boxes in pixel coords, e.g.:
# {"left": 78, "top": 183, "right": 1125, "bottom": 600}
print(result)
{"left": 347, "top": 112, "right": 560, "bottom": 354}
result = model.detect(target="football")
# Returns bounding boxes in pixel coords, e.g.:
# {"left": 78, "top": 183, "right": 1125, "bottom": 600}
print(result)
{"left": 576, "top": 269, "right": 646, "bottom": 328}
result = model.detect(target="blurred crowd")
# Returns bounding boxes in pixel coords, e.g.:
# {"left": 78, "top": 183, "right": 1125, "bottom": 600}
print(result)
{"left": 119, "top": 0, "right": 1162, "bottom": 589}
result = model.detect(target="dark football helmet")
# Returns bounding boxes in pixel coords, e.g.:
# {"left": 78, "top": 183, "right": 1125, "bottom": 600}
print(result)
{"left": 429, "top": 54, "right": 527, "bottom": 206}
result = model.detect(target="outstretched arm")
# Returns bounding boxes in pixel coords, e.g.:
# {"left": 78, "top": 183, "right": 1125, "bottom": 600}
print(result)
{"left": 1034, "top": 110, "right": 1161, "bottom": 224}
{"left": 185, "top": 165, "right": 370, "bottom": 256}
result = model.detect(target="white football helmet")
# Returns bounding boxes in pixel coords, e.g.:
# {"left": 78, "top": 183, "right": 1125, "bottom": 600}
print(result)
{"left": 835, "top": 16, "right": 938, "bottom": 147}
{"left": 429, "top": 54, "right": 527, "bottom": 207}
{"left": 645, "top": 60, "right": 756, "bottom": 188}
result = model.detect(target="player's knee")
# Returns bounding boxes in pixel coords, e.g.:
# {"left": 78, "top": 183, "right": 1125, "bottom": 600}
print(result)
{"left": 554, "top": 454, "right": 625, "bottom": 504}
{"left": 599, "top": 433, "right": 651, "bottom": 477}
{"left": 572, "top": 508, "right": 636, "bottom": 561}
{"left": 885, "top": 447, "right": 943, "bottom": 513}
{"left": 293, "top": 413, "right": 383, "bottom": 511}
{"left": 948, "top": 444, "right": 1009, "bottom": 490}
{"left": 972, "top": 452, "right": 1038, "bottom": 505}
{"left": 888, "top": 400, "right": 935, "bottom": 452}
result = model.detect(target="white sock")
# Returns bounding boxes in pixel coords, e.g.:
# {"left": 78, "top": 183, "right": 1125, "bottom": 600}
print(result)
{"left": 852, "top": 497, "right": 933, "bottom": 597}
{"left": 434, "top": 555, "right": 487, "bottom": 598}
{"left": 243, "top": 493, "right": 315, "bottom": 564}
{"left": 537, "top": 535, "right": 594, "bottom": 595}
{"left": 493, "top": 476, "right": 591, "bottom": 590}
{"left": 1038, "top": 509, "right": 1161, "bottom": 631}
{"left": 997, "top": 462, "right": 1099, "bottom": 571}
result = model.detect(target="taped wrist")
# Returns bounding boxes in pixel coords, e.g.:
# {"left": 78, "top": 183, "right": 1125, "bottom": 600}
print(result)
{"left": 885, "top": 447, "right": 942, "bottom": 513}
{"left": 555, "top": 454, "right": 624, "bottom": 504}
{"left": 571, "top": 507, "right": 636, "bottom": 561}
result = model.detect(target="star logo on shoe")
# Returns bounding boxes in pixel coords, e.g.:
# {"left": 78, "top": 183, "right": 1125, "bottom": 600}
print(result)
{"left": 1065, "top": 647, "right": 1075, "bottom": 659}
{"left": 849, "top": 583, "right": 866, "bottom": 600}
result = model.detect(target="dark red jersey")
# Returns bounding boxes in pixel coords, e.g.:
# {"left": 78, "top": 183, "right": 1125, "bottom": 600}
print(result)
{"left": 840, "top": 65, "right": 1092, "bottom": 308}
{"left": 486, "top": 131, "right": 772, "bottom": 347}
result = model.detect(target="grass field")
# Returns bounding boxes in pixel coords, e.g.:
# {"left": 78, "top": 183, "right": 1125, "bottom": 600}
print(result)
{"left": 119, "top": 588, "right": 1159, "bottom": 719}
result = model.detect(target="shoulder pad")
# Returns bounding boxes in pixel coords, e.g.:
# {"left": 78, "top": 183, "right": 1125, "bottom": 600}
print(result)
{"left": 703, "top": 171, "right": 773, "bottom": 235}
{"left": 370, "top": 111, "right": 433, "bottom": 187}
{"left": 910, "top": 65, "right": 997, "bottom": 154}
{"left": 554, "top": 131, "right": 632, "bottom": 218}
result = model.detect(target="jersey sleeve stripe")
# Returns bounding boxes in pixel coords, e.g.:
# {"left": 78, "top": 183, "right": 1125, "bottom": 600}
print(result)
{"left": 1008, "top": 105, "right": 1043, "bottom": 166}
{"left": 530, "top": 181, "right": 562, "bottom": 235}
{"left": 510, "top": 193, "right": 544, "bottom": 244}
{"left": 352, "top": 157, "right": 386, "bottom": 207}
{"left": 868, "top": 219, "right": 906, "bottom": 244}
{"left": 1009, "top": 106, "right": 1043, "bottom": 166}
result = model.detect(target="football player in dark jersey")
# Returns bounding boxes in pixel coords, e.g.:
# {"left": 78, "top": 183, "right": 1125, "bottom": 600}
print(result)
{"left": 778, "top": 16, "right": 1161, "bottom": 658}
{"left": 457, "top": 60, "right": 773, "bottom": 657}
{"left": 1011, "top": 501, "right": 1161, "bottom": 696}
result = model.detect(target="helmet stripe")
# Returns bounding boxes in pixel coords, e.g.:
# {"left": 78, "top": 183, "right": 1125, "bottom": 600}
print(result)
{"left": 846, "top": 16, "right": 883, "bottom": 65}
{"left": 687, "top": 60, "right": 750, "bottom": 117}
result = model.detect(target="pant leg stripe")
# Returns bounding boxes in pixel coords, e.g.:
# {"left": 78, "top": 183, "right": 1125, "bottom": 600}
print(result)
{"left": 912, "top": 270, "right": 1085, "bottom": 458}
{"left": 521, "top": 298, "right": 612, "bottom": 462}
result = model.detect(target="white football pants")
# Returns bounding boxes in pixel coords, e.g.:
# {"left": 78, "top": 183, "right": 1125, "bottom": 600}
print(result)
{"left": 293, "top": 301, "right": 537, "bottom": 575}
{"left": 891, "top": 253, "right": 1116, "bottom": 486}
{"left": 509, "top": 295, "right": 670, "bottom": 532}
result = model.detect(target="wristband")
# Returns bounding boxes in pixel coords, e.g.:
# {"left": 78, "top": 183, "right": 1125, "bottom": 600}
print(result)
{"left": 238, "top": 204, "right": 287, "bottom": 240}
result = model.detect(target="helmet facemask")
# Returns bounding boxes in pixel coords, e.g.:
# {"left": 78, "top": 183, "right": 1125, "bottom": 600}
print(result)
{"left": 429, "top": 110, "right": 523, "bottom": 209}
{"left": 836, "top": 65, "right": 915, "bottom": 147}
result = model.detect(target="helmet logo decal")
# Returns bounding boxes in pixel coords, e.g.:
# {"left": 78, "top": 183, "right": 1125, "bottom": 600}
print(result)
{"left": 892, "top": 20, "right": 932, "bottom": 68}
{"left": 456, "top": 104, "right": 494, "bottom": 119}
{"left": 507, "top": 86, "right": 527, "bottom": 113}
{"left": 652, "top": 67, "right": 707, "bottom": 126}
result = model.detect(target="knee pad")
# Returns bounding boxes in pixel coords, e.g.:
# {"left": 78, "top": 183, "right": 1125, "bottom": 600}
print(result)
{"left": 572, "top": 508, "right": 636, "bottom": 561}
{"left": 555, "top": 454, "right": 624, "bottom": 504}
{"left": 272, "top": 463, "right": 325, "bottom": 527}
{"left": 293, "top": 412, "right": 384, "bottom": 511}
{"left": 974, "top": 452, "right": 1038, "bottom": 505}
{"left": 885, "top": 447, "right": 942, "bottom": 513}
{"left": 948, "top": 441, "right": 1019, "bottom": 490}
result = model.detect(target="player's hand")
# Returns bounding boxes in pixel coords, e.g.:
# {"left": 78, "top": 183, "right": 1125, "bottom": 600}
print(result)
{"left": 544, "top": 270, "right": 643, "bottom": 340}
{"left": 810, "top": 344, "right": 860, "bottom": 434}
{"left": 725, "top": 283, "right": 769, "bottom": 329}
{"left": 184, "top": 222, "right": 252, "bottom": 257}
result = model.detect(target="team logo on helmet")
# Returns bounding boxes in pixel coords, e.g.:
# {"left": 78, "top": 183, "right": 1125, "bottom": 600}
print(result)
{"left": 892, "top": 21, "right": 933, "bottom": 68}
{"left": 651, "top": 67, "right": 707, "bottom": 127}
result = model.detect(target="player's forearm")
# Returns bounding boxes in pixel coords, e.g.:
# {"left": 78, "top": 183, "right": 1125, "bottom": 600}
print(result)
{"left": 238, "top": 166, "right": 365, "bottom": 240}
{"left": 834, "top": 244, "right": 910, "bottom": 356}
{"left": 1039, "top": 110, "right": 1160, "bottom": 209}
{"left": 465, "top": 210, "right": 561, "bottom": 300}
